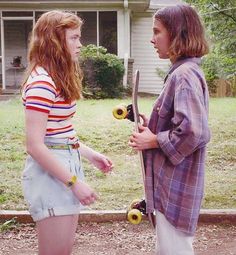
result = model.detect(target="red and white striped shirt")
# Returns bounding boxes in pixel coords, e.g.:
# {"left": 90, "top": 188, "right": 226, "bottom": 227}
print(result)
{"left": 22, "top": 66, "right": 77, "bottom": 138}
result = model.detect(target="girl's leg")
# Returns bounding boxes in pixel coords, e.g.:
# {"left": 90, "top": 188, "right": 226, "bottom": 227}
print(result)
{"left": 36, "top": 214, "right": 78, "bottom": 255}
{"left": 155, "top": 210, "right": 194, "bottom": 255}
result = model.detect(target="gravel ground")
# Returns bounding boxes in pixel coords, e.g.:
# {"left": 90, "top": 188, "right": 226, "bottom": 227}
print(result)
{"left": 0, "top": 222, "right": 236, "bottom": 255}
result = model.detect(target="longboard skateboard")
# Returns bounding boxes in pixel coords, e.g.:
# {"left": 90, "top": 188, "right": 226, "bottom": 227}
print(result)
{"left": 113, "top": 70, "right": 156, "bottom": 228}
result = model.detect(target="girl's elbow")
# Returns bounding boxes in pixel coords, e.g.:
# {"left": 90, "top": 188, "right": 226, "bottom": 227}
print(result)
{"left": 196, "top": 128, "right": 211, "bottom": 147}
{"left": 202, "top": 126, "right": 211, "bottom": 144}
{"left": 26, "top": 140, "right": 43, "bottom": 156}
{"left": 189, "top": 127, "right": 210, "bottom": 149}
{"left": 26, "top": 142, "right": 35, "bottom": 155}
{"left": 205, "top": 130, "right": 211, "bottom": 143}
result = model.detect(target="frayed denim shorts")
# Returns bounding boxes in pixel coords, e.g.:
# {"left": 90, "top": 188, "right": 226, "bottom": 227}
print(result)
{"left": 22, "top": 137, "right": 84, "bottom": 222}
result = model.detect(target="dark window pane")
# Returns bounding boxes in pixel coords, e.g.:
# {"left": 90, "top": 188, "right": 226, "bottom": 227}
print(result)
{"left": 99, "top": 11, "right": 117, "bottom": 54}
{"left": 4, "top": 20, "right": 32, "bottom": 88}
{"left": 0, "top": 24, "right": 1, "bottom": 84}
{"left": 35, "top": 12, "right": 46, "bottom": 21}
{"left": 2, "top": 12, "right": 33, "bottom": 17}
{"left": 78, "top": 12, "right": 97, "bottom": 46}
{"left": 0, "top": 22, "right": 1, "bottom": 51}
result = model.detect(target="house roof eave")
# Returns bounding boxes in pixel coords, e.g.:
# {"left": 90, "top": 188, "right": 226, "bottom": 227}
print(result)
{"left": 0, "top": 1, "right": 123, "bottom": 10}
{"left": 149, "top": 0, "right": 184, "bottom": 10}
{"left": 0, "top": 0, "right": 150, "bottom": 11}
{"left": 128, "top": 0, "right": 150, "bottom": 11}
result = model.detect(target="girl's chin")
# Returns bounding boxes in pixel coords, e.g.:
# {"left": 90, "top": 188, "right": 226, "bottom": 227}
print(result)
{"left": 72, "top": 56, "right": 79, "bottom": 62}
{"left": 157, "top": 53, "right": 169, "bottom": 59}
{"left": 157, "top": 53, "right": 164, "bottom": 59}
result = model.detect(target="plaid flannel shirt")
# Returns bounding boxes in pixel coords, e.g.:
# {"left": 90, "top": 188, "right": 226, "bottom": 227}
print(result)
{"left": 144, "top": 58, "right": 211, "bottom": 235}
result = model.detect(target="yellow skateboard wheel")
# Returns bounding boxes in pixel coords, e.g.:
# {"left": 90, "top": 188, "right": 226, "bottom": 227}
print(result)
{"left": 127, "top": 209, "right": 142, "bottom": 225}
{"left": 112, "top": 104, "right": 127, "bottom": 120}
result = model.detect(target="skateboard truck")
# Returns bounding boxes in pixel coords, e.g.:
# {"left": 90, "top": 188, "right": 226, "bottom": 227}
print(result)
{"left": 112, "top": 104, "right": 134, "bottom": 122}
{"left": 127, "top": 199, "right": 147, "bottom": 225}
{"left": 130, "top": 199, "right": 147, "bottom": 215}
{"left": 132, "top": 199, "right": 147, "bottom": 214}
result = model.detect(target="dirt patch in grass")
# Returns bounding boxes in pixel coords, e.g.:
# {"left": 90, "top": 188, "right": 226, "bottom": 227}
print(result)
{"left": 0, "top": 222, "right": 235, "bottom": 255}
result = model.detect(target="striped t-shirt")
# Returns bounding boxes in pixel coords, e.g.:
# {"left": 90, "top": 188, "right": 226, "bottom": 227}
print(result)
{"left": 22, "top": 66, "right": 77, "bottom": 138}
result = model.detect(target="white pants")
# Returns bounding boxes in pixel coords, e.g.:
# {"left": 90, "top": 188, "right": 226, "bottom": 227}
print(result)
{"left": 155, "top": 210, "right": 194, "bottom": 255}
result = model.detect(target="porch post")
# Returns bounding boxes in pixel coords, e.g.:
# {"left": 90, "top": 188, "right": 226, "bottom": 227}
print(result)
{"left": 122, "top": 0, "right": 130, "bottom": 86}
{"left": 1, "top": 14, "right": 5, "bottom": 90}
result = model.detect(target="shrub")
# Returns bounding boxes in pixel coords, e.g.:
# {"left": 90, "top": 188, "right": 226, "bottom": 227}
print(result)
{"left": 202, "top": 54, "right": 220, "bottom": 95}
{"left": 80, "top": 44, "right": 125, "bottom": 98}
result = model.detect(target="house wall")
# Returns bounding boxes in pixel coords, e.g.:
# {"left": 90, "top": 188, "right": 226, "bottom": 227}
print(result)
{"left": 131, "top": 12, "right": 170, "bottom": 94}
{"left": 0, "top": 2, "right": 167, "bottom": 94}
{"left": 0, "top": 10, "right": 120, "bottom": 89}
{"left": 117, "top": 9, "right": 130, "bottom": 58}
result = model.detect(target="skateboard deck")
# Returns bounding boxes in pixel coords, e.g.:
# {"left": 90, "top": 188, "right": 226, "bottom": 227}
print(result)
{"left": 131, "top": 70, "right": 156, "bottom": 228}
{"left": 113, "top": 70, "right": 156, "bottom": 228}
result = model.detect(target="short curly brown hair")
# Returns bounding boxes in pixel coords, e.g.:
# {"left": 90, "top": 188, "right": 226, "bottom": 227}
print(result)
{"left": 154, "top": 4, "right": 209, "bottom": 62}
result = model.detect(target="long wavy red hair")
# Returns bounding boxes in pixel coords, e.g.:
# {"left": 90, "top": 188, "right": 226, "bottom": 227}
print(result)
{"left": 22, "top": 10, "right": 83, "bottom": 101}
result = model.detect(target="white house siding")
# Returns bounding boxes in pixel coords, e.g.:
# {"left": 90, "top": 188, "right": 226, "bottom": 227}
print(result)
{"left": 131, "top": 13, "right": 170, "bottom": 95}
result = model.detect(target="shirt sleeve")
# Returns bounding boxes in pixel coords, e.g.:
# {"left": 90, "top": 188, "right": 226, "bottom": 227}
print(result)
{"left": 23, "top": 79, "right": 57, "bottom": 114}
{"left": 157, "top": 81, "right": 210, "bottom": 166}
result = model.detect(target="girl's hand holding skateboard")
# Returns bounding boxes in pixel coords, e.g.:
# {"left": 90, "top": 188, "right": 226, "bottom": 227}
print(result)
{"left": 129, "top": 124, "right": 159, "bottom": 150}
{"left": 139, "top": 113, "right": 149, "bottom": 127}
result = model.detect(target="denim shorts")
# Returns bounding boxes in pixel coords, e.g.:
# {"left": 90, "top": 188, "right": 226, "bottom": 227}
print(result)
{"left": 22, "top": 137, "right": 84, "bottom": 222}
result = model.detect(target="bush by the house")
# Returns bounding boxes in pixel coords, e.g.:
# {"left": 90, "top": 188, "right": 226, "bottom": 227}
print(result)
{"left": 80, "top": 44, "right": 125, "bottom": 98}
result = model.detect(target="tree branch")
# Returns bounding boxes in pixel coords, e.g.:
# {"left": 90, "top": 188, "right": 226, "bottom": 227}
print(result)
{"left": 210, "top": 2, "right": 236, "bottom": 23}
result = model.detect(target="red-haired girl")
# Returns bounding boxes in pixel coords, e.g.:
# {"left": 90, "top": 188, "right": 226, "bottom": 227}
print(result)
{"left": 22, "top": 10, "right": 113, "bottom": 255}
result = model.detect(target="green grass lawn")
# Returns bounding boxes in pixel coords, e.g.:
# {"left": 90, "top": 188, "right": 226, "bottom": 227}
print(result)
{"left": 0, "top": 96, "right": 235, "bottom": 211}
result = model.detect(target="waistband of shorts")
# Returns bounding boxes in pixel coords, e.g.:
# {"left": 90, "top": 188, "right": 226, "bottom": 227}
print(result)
{"left": 44, "top": 137, "right": 80, "bottom": 150}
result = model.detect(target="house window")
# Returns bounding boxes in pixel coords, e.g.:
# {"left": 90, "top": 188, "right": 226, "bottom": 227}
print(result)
{"left": 79, "top": 12, "right": 97, "bottom": 46}
{"left": 35, "top": 12, "right": 46, "bottom": 21}
{"left": 78, "top": 11, "right": 117, "bottom": 55}
{"left": 2, "top": 12, "right": 33, "bottom": 17}
{"left": 99, "top": 12, "right": 117, "bottom": 54}
{"left": 4, "top": 20, "right": 32, "bottom": 88}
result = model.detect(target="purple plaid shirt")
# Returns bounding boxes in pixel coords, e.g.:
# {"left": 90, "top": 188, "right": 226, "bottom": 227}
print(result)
{"left": 144, "top": 57, "right": 210, "bottom": 235}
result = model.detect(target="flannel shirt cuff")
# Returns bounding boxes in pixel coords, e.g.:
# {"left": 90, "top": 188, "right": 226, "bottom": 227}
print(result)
{"left": 157, "top": 131, "right": 184, "bottom": 166}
